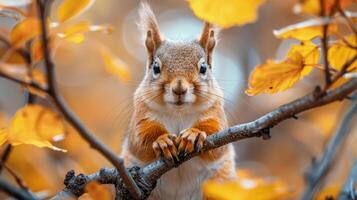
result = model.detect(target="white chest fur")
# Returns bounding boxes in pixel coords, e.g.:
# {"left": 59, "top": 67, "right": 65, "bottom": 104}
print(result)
{"left": 150, "top": 111, "right": 199, "bottom": 135}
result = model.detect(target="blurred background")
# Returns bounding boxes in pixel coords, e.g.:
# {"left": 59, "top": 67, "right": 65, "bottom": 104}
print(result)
{"left": 0, "top": 0, "right": 356, "bottom": 199}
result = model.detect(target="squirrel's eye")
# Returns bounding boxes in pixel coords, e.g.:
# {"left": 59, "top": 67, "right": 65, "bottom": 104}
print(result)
{"left": 200, "top": 62, "right": 207, "bottom": 74}
{"left": 153, "top": 61, "right": 161, "bottom": 74}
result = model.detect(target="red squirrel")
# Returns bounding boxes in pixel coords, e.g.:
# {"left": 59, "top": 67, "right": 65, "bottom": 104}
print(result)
{"left": 121, "top": 3, "right": 236, "bottom": 200}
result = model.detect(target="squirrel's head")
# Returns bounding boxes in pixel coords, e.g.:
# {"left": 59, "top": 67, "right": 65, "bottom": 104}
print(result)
{"left": 135, "top": 3, "right": 223, "bottom": 112}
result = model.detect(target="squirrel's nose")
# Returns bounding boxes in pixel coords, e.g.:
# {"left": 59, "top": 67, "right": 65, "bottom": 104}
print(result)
{"left": 173, "top": 87, "right": 187, "bottom": 95}
{"left": 172, "top": 79, "right": 187, "bottom": 95}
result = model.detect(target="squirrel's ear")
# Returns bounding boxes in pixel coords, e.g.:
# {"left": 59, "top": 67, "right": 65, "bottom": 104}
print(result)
{"left": 199, "top": 22, "right": 219, "bottom": 65}
{"left": 138, "top": 2, "right": 162, "bottom": 63}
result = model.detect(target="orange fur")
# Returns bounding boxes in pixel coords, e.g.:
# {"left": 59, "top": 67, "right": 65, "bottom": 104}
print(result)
{"left": 193, "top": 118, "right": 227, "bottom": 161}
{"left": 121, "top": 3, "right": 236, "bottom": 199}
{"left": 128, "top": 117, "right": 168, "bottom": 163}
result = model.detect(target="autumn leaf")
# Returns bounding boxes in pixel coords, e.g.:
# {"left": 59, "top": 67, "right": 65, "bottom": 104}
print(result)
{"left": 31, "top": 68, "right": 47, "bottom": 88}
{"left": 246, "top": 43, "right": 319, "bottom": 95}
{"left": 203, "top": 169, "right": 292, "bottom": 200}
{"left": 274, "top": 18, "right": 337, "bottom": 41}
{"left": 84, "top": 181, "right": 112, "bottom": 200}
{"left": 294, "top": 0, "right": 354, "bottom": 15}
{"left": 99, "top": 47, "right": 131, "bottom": 82}
{"left": 0, "top": 104, "right": 66, "bottom": 152}
{"left": 10, "top": 17, "right": 41, "bottom": 47}
{"left": 57, "top": 0, "right": 95, "bottom": 23}
{"left": 30, "top": 37, "right": 59, "bottom": 63}
{"left": 328, "top": 35, "right": 357, "bottom": 71}
{"left": 315, "top": 185, "right": 341, "bottom": 200}
{"left": 0, "top": 47, "right": 26, "bottom": 65}
{"left": 57, "top": 21, "right": 113, "bottom": 44}
{"left": 188, "top": 0, "right": 266, "bottom": 28}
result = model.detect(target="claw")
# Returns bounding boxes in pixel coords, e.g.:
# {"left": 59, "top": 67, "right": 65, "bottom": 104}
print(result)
{"left": 176, "top": 128, "right": 207, "bottom": 156}
{"left": 152, "top": 134, "right": 178, "bottom": 161}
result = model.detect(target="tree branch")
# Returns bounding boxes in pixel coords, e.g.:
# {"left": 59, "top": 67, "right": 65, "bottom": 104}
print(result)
{"left": 338, "top": 160, "right": 357, "bottom": 200}
{"left": 0, "top": 178, "right": 37, "bottom": 200}
{"left": 0, "top": 144, "right": 12, "bottom": 174}
{"left": 51, "top": 78, "right": 357, "bottom": 200}
{"left": 301, "top": 94, "right": 357, "bottom": 200}
{"left": 321, "top": 0, "right": 332, "bottom": 85}
{"left": 35, "top": 0, "right": 141, "bottom": 198}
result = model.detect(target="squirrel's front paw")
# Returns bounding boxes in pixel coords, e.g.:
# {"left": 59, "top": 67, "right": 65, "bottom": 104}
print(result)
{"left": 176, "top": 128, "right": 207, "bottom": 156}
{"left": 153, "top": 134, "right": 178, "bottom": 161}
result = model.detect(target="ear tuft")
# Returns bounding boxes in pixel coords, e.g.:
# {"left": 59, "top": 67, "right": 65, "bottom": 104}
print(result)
{"left": 199, "top": 22, "right": 219, "bottom": 65}
{"left": 138, "top": 2, "right": 162, "bottom": 61}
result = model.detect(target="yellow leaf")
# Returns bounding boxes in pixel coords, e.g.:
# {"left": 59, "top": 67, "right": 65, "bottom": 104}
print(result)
{"left": 57, "top": 0, "right": 95, "bottom": 23}
{"left": 84, "top": 181, "right": 112, "bottom": 200}
{"left": 188, "top": 0, "right": 266, "bottom": 28}
{"left": 0, "top": 129, "right": 7, "bottom": 146}
{"left": 31, "top": 68, "right": 47, "bottom": 88}
{"left": 294, "top": 0, "right": 354, "bottom": 15}
{"left": 315, "top": 185, "right": 341, "bottom": 200}
{"left": 1, "top": 104, "right": 66, "bottom": 151}
{"left": 31, "top": 37, "right": 58, "bottom": 63}
{"left": 203, "top": 169, "right": 292, "bottom": 200}
{"left": 30, "top": 39, "right": 44, "bottom": 63}
{"left": 328, "top": 35, "right": 357, "bottom": 71}
{"left": 57, "top": 21, "right": 113, "bottom": 44}
{"left": 99, "top": 47, "right": 131, "bottom": 82}
{"left": 274, "top": 18, "right": 337, "bottom": 41}
{"left": 10, "top": 17, "right": 41, "bottom": 47}
{"left": 246, "top": 43, "right": 319, "bottom": 95}
{"left": 0, "top": 47, "right": 26, "bottom": 64}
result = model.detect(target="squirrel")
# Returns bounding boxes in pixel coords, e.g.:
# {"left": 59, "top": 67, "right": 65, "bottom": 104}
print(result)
{"left": 121, "top": 3, "right": 236, "bottom": 200}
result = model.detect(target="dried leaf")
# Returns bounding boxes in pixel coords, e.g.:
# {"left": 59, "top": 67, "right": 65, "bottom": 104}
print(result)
{"left": 328, "top": 35, "right": 357, "bottom": 71}
{"left": 10, "top": 17, "right": 41, "bottom": 47}
{"left": 246, "top": 43, "right": 319, "bottom": 95}
{"left": 57, "top": 0, "right": 95, "bottom": 23}
{"left": 57, "top": 21, "right": 113, "bottom": 44}
{"left": 84, "top": 181, "right": 112, "bottom": 200}
{"left": 99, "top": 47, "right": 130, "bottom": 82}
{"left": 294, "top": 0, "right": 354, "bottom": 15}
{"left": 0, "top": 104, "right": 66, "bottom": 152}
{"left": 203, "top": 169, "right": 292, "bottom": 200}
{"left": 188, "top": 0, "right": 266, "bottom": 28}
{"left": 274, "top": 18, "right": 337, "bottom": 41}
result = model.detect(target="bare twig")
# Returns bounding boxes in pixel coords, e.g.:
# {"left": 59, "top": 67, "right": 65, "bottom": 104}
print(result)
{"left": 0, "top": 178, "right": 38, "bottom": 200}
{"left": 337, "top": 6, "right": 357, "bottom": 36}
{"left": 324, "top": 54, "right": 357, "bottom": 92}
{"left": 4, "top": 165, "right": 29, "bottom": 191}
{"left": 321, "top": 0, "right": 332, "bottom": 85}
{"left": 0, "top": 144, "right": 12, "bottom": 174}
{"left": 35, "top": 0, "right": 141, "bottom": 198}
{"left": 301, "top": 93, "right": 357, "bottom": 200}
{"left": 0, "top": 71, "right": 47, "bottom": 93}
{"left": 338, "top": 160, "right": 357, "bottom": 200}
{"left": 51, "top": 78, "right": 357, "bottom": 200}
